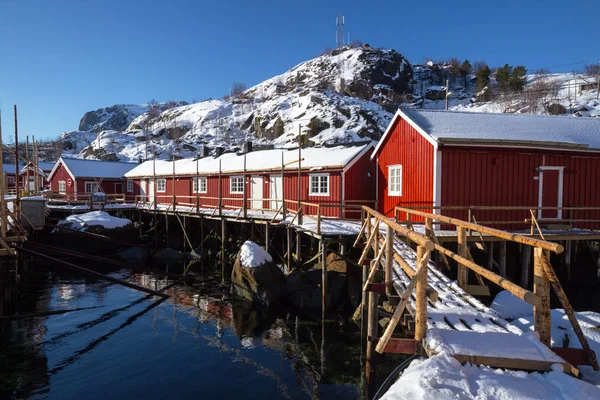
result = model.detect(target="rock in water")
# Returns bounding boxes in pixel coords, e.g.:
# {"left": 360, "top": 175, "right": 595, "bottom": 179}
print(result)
{"left": 231, "top": 241, "right": 283, "bottom": 307}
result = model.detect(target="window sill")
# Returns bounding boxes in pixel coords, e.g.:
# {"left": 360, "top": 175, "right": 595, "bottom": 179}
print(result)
{"left": 309, "top": 193, "right": 330, "bottom": 197}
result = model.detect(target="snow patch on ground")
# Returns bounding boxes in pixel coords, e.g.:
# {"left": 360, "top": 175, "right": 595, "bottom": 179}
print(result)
{"left": 57, "top": 211, "right": 132, "bottom": 231}
{"left": 239, "top": 240, "right": 272, "bottom": 268}
{"left": 382, "top": 352, "right": 600, "bottom": 400}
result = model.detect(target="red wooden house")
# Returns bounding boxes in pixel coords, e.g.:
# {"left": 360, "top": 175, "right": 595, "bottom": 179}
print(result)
{"left": 19, "top": 161, "right": 55, "bottom": 191}
{"left": 47, "top": 157, "right": 138, "bottom": 199}
{"left": 124, "top": 143, "right": 375, "bottom": 218}
{"left": 3, "top": 164, "right": 22, "bottom": 191}
{"left": 372, "top": 109, "right": 600, "bottom": 228}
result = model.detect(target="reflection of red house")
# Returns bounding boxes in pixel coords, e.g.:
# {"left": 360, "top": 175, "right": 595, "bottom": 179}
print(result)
{"left": 47, "top": 157, "right": 138, "bottom": 199}
{"left": 124, "top": 144, "right": 376, "bottom": 219}
{"left": 373, "top": 109, "right": 600, "bottom": 228}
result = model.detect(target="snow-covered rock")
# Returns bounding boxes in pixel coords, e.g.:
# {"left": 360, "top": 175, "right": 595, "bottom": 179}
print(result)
{"left": 57, "top": 211, "right": 132, "bottom": 232}
{"left": 231, "top": 241, "right": 283, "bottom": 307}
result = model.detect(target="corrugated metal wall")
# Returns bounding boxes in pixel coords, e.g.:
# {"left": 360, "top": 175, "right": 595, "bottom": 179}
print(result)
{"left": 376, "top": 117, "right": 435, "bottom": 217}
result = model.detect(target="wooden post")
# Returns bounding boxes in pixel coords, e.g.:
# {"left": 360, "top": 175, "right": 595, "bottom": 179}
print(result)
{"left": 521, "top": 245, "right": 532, "bottom": 289}
{"left": 221, "top": 219, "right": 226, "bottom": 283}
{"left": 565, "top": 240, "right": 572, "bottom": 282}
{"left": 296, "top": 231, "right": 301, "bottom": 267}
{"left": 196, "top": 155, "right": 199, "bottom": 212}
{"left": 165, "top": 214, "right": 169, "bottom": 246}
{"left": 25, "top": 136, "right": 29, "bottom": 194}
{"left": 365, "top": 290, "right": 378, "bottom": 398}
{"left": 457, "top": 226, "right": 468, "bottom": 289}
{"left": 487, "top": 241, "right": 495, "bottom": 271}
{"left": 297, "top": 125, "right": 302, "bottom": 225}
{"left": 499, "top": 241, "right": 507, "bottom": 277}
{"left": 322, "top": 240, "right": 328, "bottom": 312}
{"left": 414, "top": 245, "right": 429, "bottom": 342}
{"left": 243, "top": 154, "right": 247, "bottom": 219}
{"left": 385, "top": 224, "right": 393, "bottom": 296}
{"left": 281, "top": 152, "right": 286, "bottom": 219}
{"left": 0, "top": 111, "right": 6, "bottom": 238}
{"left": 200, "top": 216, "right": 204, "bottom": 256}
{"left": 172, "top": 154, "right": 176, "bottom": 209}
{"left": 533, "top": 247, "right": 551, "bottom": 347}
{"left": 218, "top": 160, "right": 222, "bottom": 216}
{"left": 14, "top": 105, "right": 20, "bottom": 210}
{"left": 265, "top": 223, "right": 270, "bottom": 254}
{"left": 361, "top": 253, "right": 368, "bottom": 334}
{"left": 286, "top": 228, "right": 292, "bottom": 271}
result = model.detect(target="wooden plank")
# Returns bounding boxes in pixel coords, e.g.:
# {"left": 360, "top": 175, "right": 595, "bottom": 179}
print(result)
{"left": 552, "top": 348, "right": 591, "bottom": 367}
{"left": 466, "top": 285, "right": 491, "bottom": 296}
{"left": 447, "top": 353, "right": 571, "bottom": 373}
{"left": 383, "top": 338, "right": 420, "bottom": 354}
{"left": 457, "top": 226, "right": 468, "bottom": 289}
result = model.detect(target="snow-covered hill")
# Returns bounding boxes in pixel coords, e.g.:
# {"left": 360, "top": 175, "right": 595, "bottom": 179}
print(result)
{"left": 59, "top": 46, "right": 599, "bottom": 162}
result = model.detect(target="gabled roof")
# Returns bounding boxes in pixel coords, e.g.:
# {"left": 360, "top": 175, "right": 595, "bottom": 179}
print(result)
{"left": 2, "top": 163, "right": 24, "bottom": 175}
{"left": 125, "top": 143, "right": 374, "bottom": 178}
{"left": 373, "top": 109, "right": 600, "bottom": 158}
{"left": 48, "top": 157, "right": 138, "bottom": 181}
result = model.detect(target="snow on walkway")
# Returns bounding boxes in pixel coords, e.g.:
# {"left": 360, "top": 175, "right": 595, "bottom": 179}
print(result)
{"left": 381, "top": 352, "right": 600, "bottom": 400}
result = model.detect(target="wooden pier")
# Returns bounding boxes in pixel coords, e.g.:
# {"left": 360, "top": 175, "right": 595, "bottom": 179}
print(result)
{"left": 355, "top": 206, "right": 600, "bottom": 397}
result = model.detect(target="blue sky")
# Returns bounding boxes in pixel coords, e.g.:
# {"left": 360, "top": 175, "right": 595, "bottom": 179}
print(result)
{"left": 0, "top": 0, "right": 598, "bottom": 140}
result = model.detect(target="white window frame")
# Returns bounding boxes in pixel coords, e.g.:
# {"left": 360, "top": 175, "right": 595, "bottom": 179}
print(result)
{"left": 127, "top": 179, "right": 134, "bottom": 193}
{"left": 7, "top": 176, "right": 15, "bottom": 184}
{"left": 193, "top": 177, "right": 207, "bottom": 193}
{"left": 84, "top": 181, "right": 97, "bottom": 193}
{"left": 156, "top": 178, "right": 166, "bottom": 193}
{"left": 58, "top": 180, "right": 66, "bottom": 194}
{"left": 309, "top": 173, "right": 330, "bottom": 196}
{"left": 388, "top": 165, "right": 402, "bottom": 196}
{"left": 230, "top": 176, "right": 244, "bottom": 194}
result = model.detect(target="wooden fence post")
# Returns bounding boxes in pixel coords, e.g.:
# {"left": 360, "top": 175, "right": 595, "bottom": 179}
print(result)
{"left": 457, "top": 226, "right": 468, "bottom": 289}
{"left": 385, "top": 224, "right": 393, "bottom": 296}
{"left": 533, "top": 247, "right": 551, "bottom": 347}
{"left": 414, "top": 245, "right": 429, "bottom": 343}
{"left": 366, "top": 290, "right": 378, "bottom": 398}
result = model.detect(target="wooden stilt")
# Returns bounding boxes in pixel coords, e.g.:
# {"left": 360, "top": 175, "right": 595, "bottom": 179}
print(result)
{"left": 365, "top": 290, "right": 378, "bottom": 399}
{"left": 414, "top": 245, "right": 429, "bottom": 344}
{"left": 385, "top": 224, "right": 394, "bottom": 296}
{"left": 200, "top": 216, "right": 204, "bottom": 256}
{"left": 322, "top": 240, "right": 328, "bottom": 312}
{"left": 265, "top": 223, "right": 270, "bottom": 254}
{"left": 286, "top": 228, "right": 292, "bottom": 271}
{"left": 457, "top": 226, "right": 468, "bottom": 289}
{"left": 533, "top": 247, "right": 551, "bottom": 346}
{"left": 565, "top": 240, "right": 572, "bottom": 281}
{"left": 487, "top": 241, "right": 495, "bottom": 271}
{"left": 296, "top": 231, "right": 301, "bottom": 267}
{"left": 520, "top": 245, "right": 531, "bottom": 289}
{"left": 221, "top": 219, "right": 226, "bottom": 283}
{"left": 499, "top": 241, "right": 507, "bottom": 277}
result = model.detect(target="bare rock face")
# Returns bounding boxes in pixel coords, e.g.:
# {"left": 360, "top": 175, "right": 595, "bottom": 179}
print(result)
{"left": 231, "top": 241, "right": 283, "bottom": 307}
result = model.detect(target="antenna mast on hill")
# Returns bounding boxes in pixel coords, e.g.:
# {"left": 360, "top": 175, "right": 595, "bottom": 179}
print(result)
{"left": 336, "top": 15, "right": 345, "bottom": 48}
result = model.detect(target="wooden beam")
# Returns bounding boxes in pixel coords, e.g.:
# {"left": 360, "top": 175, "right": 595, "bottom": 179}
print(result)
{"left": 533, "top": 248, "right": 551, "bottom": 347}
{"left": 414, "top": 245, "right": 429, "bottom": 342}
{"left": 457, "top": 226, "right": 468, "bottom": 289}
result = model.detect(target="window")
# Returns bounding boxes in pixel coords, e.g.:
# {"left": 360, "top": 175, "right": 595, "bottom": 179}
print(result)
{"left": 230, "top": 176, "right": 244, "bottom": 194}
{"left": 7, "top": 176, "right": 15, "bottom": 184}
{"left": 388, "top": 165, "right": 402, "bottom": 196}
{"left": 157, "top": 178, "right": 166, "bottom": 193}
{"left": 127, "top": 179, "right": 134, "bottom": 193}
{"left": 193, "top": 177, "right": 207, "bottom": 193}
{"left": 58, "top": 180, "right": 66, "bottom": 194}
{"left": 85, "top": 181, "right": 97, "bottom": 193}
{"left": 309, "top": 174, "right": 329, "bottom": 196}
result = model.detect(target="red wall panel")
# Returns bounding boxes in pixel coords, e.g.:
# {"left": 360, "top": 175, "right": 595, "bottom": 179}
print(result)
{"left": 344, "top": 146, "right": 376, "bottom": 219}
{"left": 375, "top": 117, "right": 435, "bottom": 217}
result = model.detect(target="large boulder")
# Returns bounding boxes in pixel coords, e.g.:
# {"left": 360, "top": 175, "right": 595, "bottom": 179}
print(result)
{"left": 231, "top": 241, "right": 283, "bottom": 307}
{"left": 284, "top": 266, "right": 347, "bottom": 310}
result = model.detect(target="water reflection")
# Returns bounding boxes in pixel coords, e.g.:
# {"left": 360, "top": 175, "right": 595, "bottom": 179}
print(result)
{"left": 1, "top": 262, "right": 361, "bottom": 399}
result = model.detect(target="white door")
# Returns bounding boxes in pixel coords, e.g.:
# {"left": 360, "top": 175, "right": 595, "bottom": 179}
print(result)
{"left": 140, "top": 179, "right": 147, "bottom": 201}
{"left": 270, "top": 175, "right": 283, "bottom": 210}
{"left": 537, "top": 166, "right": 564, "bottom": 220}
{"left": 148, "top": 180, "right": 155, "bottom": 203}
{"left": 27, "top": 177, "right": 35, "bottom": 192}
{"left": 251, "top": 175, "right": 263, "bottom": 210}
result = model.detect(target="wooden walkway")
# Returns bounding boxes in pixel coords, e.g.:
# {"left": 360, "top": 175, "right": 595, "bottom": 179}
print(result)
{"left": 355, "top": 207, "right": 600, "bottom": 395}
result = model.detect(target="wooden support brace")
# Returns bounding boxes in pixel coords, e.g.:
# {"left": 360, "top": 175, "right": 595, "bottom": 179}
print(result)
{"left": 533, "top": 247, "right": 551, "bottom": 347}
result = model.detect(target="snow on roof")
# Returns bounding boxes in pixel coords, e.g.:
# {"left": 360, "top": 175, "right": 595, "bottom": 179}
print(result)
{"left": 374, "top": 109, "right": 600, "bottom": 157}
{"left": 125, "top": 144, "right": 371, "bottom": 178}
{"left": 59, "top": 158, "right": 138, "bottom": 179}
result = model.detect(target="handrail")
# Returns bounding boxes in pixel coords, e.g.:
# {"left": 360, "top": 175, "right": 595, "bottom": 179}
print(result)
{"left": 395, "top": 206, "right": 563, "bottom": 253}
{"left": 364, "top": 207, "right": 434, "bottom": 251}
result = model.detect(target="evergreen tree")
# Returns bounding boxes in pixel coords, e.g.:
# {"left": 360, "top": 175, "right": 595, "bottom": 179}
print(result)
{"left": 476, "top": 65, "right": 491, "bottom": 91}
{"left": 495, "top": 64, "right": 513, "bottom": 91}
{"left": 459, "top": 59, "right": 472, "bottom": 88}
{"left": 509, "top": 66, "right": 527, "bottom": 92}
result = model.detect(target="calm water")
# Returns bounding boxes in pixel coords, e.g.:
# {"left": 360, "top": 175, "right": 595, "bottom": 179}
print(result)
{"left": 0, "top": 263, "right": 362, "bottom": 399}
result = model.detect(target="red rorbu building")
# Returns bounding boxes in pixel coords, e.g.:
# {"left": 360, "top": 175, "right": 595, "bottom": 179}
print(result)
{"left": 47, "top": 157, "right": 138, "bottom": 199}
{"left": 19, "top": 161, "right": 55, "bottom": 191}
{"left": 373, "top": 109, "right": 600, "bottom": 228}
{"left": 124, "top": 143, "right": 375, "bottom": 219}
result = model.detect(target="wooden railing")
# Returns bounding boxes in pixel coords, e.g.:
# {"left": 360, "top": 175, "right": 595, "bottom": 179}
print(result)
{"left": 358, "top": 206, "right": 599, "bottom": 370}
{"left": 394, "top": 205, "right": 600, "bottom": 230}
